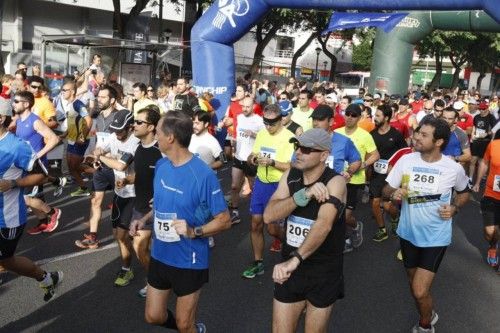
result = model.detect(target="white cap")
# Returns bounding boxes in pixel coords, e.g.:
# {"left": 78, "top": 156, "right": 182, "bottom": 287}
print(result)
{"left": 468, "top": 98, "right": 477, "bottom": 105}
{"left": 373, "top": 93, "right": 381, "bottom": 99}
{"left": 326, "top": 93, "right": 338, "bottom": 103}
{"left": 453, "top": 101, "right": 465, "bottom": 110}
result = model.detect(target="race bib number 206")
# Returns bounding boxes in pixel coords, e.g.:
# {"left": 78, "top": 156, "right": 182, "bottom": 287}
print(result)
{"left": 286, "top": 215, "right": 314, "bottom": 248}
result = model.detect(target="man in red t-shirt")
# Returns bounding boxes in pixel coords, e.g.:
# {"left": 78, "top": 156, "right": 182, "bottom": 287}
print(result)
{"left": 453, "top": 101, "right": 473, "bottom": 136}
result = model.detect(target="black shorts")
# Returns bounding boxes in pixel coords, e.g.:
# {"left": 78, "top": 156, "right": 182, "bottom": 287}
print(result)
{"left": 0, "top": 225, "right": 25, "bottom": 260}
{"left": 346, "top": 184, "right": 363, "bottom": 210}
{"left": 274, "top": 273, "right": 344, "bottom": 308}
{"left": 480, "top": 196, "right": 500, "bottom": 227}
{"left": 92, "top": 167, "right": 115, "bottom": 192}
{"left": 471, "top": 140, "right": 489, "bottom": 158}
{"left": 400, "top": 238, "right": 447, "bottom": 273}
{"left": 233, "top": 158, "right": 257, "bottom": 177}
{"left": 224, "top": 139, "right": 232, "bottom": 147}
{"left": 147, "top": 258, "right": 209, "bottom": 297}
{"left": 369, "top": 174, "right": 387, "bottom": 199}
{"left": 111, "top": 195, "right": 135, "bottom": 230}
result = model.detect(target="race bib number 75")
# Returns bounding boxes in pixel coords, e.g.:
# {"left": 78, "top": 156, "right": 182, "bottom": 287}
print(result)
{"left": 154, "top": 212, "right": 180, "bottom": 243}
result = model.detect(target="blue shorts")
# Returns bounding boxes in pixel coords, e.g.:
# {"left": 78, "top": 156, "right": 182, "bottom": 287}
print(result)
{"left": 250, "top": 178, "right": 278, "bottom": 215}
{"left": 67, "top": 141, "right": 90, "bottom": 157}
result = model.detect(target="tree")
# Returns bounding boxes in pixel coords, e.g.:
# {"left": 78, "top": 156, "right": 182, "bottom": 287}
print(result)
{"left": 416, "top": 31, "right": 447, "bottom": 91}
{"left": 351, "top": 28, "right": 376, "bottom": 71}
{"left": 467, "top": 33, "right": 500, "bottom": 90}
{"left": 444, "top": 32, "right": 477, "bottom": 89}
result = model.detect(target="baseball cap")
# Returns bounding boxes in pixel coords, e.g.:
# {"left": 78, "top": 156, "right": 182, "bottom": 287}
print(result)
{"left": 452, "top": 101, "right": 465, "bottom": 111}
{"left": 289, "top": 128, "right": 331, "bottom": 152}
{"left": 478, "top": 102, "right": 489, "bottom": 110}
{"left": 278, "top": 100, "right": 293, "bottom": 116}
{"left": 345, "top": 103, "right": 362, "bottom": 116}
{"left": 399, "top": 98, "right": 409, "bottom": 106}
{"left": 390, "top": 94, "right": 401, "bottom": 100}
{"left": 373, "top": 93, "right": 381, "bottom": 99}
{"left": 310, "top": 105, "right": 333, "bottom": 120}
{"left": 325, "top": 93, "right": 338, "bottom": 103}
{"left": 467, "top": 98, "right": 477, "bottom": 105}
{"left": 109, "top": 109, "right": 133, "bottom": 133}
{"left": 353, "top": 98, "right": 364, "bottom": 105}
{"left": 0, "top": 98, "right": 12, "bottom": 117}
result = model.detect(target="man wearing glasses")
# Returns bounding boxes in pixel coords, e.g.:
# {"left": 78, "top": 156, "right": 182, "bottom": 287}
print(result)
{"left": 335, "top": 104, "right": 380, "bottom": 252}
{"left": 27, "top": 76, "right": 58, "bottom": 129}
{"left": 264, "top": 128, "right": 347, "bottom": 333}
{"left": 242, "top": 104, "right": 295, "bottom": 279}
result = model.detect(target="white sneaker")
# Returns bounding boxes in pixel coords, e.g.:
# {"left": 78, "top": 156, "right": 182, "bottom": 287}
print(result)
{"left": 351, "top": 221, "right": 364, "bottom": 248}
{"left": 209, "top": 237, "right": 215, "bottom": 248}
{"left": 138, "top": 285, "right": 147, "bottom": 298}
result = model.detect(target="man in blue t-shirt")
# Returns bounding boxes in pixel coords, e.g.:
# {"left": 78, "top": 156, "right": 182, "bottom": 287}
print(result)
{"left": 0, "top": 104, "right": 63, "bottom": 302}
{"left": 145, "top": 111, "right": 230, "bottom": 332}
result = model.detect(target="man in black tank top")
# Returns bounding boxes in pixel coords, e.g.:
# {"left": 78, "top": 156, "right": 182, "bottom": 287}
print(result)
{"left": 263, "top": 128, "right": 347, "bottom": 332}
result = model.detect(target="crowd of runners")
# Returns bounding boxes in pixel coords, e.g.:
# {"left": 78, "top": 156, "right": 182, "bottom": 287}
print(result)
{"left": 0, "top": 55, "right": 499, "bottom": 333}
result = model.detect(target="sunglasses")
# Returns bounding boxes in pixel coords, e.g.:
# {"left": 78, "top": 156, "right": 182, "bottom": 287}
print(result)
{"left": 293, "top": 142, "right": 324, "bottom": 154}
{"left": 30, "top": 85, "right": 42, "bottom": 90}
{"left": 263, "top": 116, "right": 281, "bottom": 126}
{"left": 61, "top": 88, "right": 71, "bottom": 92}
{"left": 345, "top": 112, "right": 360, "bottom": 118}
{"left": 364, "top": 99, "right": 373, "bottom": 102}
{"left": 147, "top": 89, "right": 154, "bottom": 92}
{"left": 134, "top": 120, "right": 151, "bottom": 125}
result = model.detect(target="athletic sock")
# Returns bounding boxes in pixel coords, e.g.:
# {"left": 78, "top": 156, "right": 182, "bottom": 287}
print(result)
{"left": 162, "top": 309, "right": 178, "bottom": 330}
{"left": 39, "top": 272, "right": 53, "bottom": 286}
{"left": 121, "top": 267, "right": 130, "bottom": 272}
{"left": 36, "top": 271, "right": 48, "bottom": 282}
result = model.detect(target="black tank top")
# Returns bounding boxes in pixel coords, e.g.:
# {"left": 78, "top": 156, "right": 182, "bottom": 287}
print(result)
{"left": 283, "top": 167, "right": 346, "bottom": 277}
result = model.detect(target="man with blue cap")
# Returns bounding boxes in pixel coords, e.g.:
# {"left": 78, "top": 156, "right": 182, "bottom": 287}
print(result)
{"left": 279, "top": 100, "right": 303, "bottom": 137}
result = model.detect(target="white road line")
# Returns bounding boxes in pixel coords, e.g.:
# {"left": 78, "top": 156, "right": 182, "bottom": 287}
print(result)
{"left": 35, "top": 238, "right": 117, "bottom": 266}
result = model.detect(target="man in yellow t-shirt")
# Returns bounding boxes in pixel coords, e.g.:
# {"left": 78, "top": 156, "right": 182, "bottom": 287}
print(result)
{"left": 28, "top": 76, "right": 57, "bottom": 129}
{"left": 335, "top": 104, "right": 379, "bottom": 252}
{"left": 242, "top": 104, "right": 294, "bottom": 279}
{"left": 291, "top": 90, "right": 314, "bottom": 131}
{"left": 129, "top": 82, "right": 157, "bottom": 117}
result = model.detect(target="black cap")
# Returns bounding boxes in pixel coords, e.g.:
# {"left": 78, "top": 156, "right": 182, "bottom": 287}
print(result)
{"left": 345, "top": 103, "right": 362, "bottom": 116}
{"left": 310, "top": 105, "right": 333, "bottom": 120}
{"left": 399, "top": 98, "right": 409, "bottom": 105}
{"left": 109, "top": 109, "right": 134, "bottom": 133}
{"left": 390, "top": 94, "right": 401, "bottom": 100}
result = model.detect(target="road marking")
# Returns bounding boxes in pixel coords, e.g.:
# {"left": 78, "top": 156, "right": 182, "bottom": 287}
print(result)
{"left": 35, "top": 237, "right": 117, "bottom": 266}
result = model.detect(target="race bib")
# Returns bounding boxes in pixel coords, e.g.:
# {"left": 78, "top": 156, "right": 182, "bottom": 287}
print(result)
{"left": 96, "top": 132, "right": 110, "bottom": 146}
{"left": 286, "top": 215, "right": 314, "bottom": 248}
{"left": 260, "top": 147, "right": 276, "bottom": 160}
{"left": 475, "top": 128, "right": 486, "bottom": 137}
{"left": 238, "top": 129, "right": 251, "bottom": 140}
{"left": 408, "top": 167, "right": 440, "bottom": 194}
{"left": 154, "top": 212, "right": 180, "bottom": 243}
{"left": 326, "top": 155, "right": 334, "bottom": 169}
{"left": 374, "top": 159, "right": 389, "bottom": 174}
{"left": 494, "top": 175, "right": 500, "bottom": 192}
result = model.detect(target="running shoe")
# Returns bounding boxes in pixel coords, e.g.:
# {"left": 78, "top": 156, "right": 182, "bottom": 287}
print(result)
{"left": 411, "top": 324, "right": 435, "bottom": 333}
{"left": 431, "top": 311, "right": 439, "bottom": 326}
{"left": 195, "top": 323, "right": 207, "bottom": 333}
{"left": 242, "top": 261, "right": 264, "bottom": 279}
{"left": 138, "top": 285, "right": 147, "bottom": 298}
{"left": 373, "top": 228, "right": 388, "bottom": 242}
{"left": 390, "top": 217, "right": 399, "bottom": 236}
{"left": 71, "top": 187, "right": 91, "bottom": 197}
{"left": 270, "top": 238, "right": 282, "bottom": 252}
{"left": 75, "top": 234, "right": 99, "bottom": 249}
{"left": 44, "top": 208, "right": 61, "bottom": 233}
{"left": 114, "top": 269, "right": 134, "bottom": 287}
{"left": 53, "top": 177, "right": 67, "bottom": 197}
{"left": 39, "top": 271, "right": 63, "bottom": 302}
{"left": 351, "top": 221, "right": 364, "bottom": 248}
{"left": 27, "top": 223, "right": 48, "bottom": 235}
{"left": 230, "top": 210, "right": 240, "bottom": 225}
{"left": 486, "top": 246, "right": 498, "bottom": 267}
{"left": 208, "top": 236, "right": 215, "bottom": 248}
{"left": 343, "top": 239, "right": 354, "bottom": 253}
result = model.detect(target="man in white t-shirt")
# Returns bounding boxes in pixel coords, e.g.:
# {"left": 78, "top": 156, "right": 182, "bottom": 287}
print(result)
{"left": 383, "top": 117, "right": 470, "bottom": 333}
{"left": 189, "top": 111, "right": 223, "bottom": 170}
{"left": 230, "top": 96, "right": 264, "bottom": 225}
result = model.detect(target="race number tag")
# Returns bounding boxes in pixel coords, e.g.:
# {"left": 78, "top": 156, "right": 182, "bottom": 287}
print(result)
{"left": 408, "top": 167, "right": 440, "bottom": 194}
{"left": 475, "top": 128, "right": 486, "bottom": 137}
{"left": 326, "top": 155, "right": 334, "bottom": 169}
{"left": 154, "top": 212, "right": 180, "bottom": 243}
{"left": 286, "top": 215, "right": 314, "bottom": 248}
{"left": 493, "top": 175, "right": 500, "bottom": 192}
{"left": 374, "top": 159, "right": 389, "bottom": 174}
{"left": 260, "top": 147, "right": 276, "bottom": 160}
{"left": 96, "top": 132, "right": 110, "bottom": 147}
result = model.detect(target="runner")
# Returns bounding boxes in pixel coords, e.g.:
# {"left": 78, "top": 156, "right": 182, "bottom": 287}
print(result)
{"left": 229, "top": 96, "right": 263, "bottom": 225}
{"left": 264, "top": 128, "right": 347, "bottom": 333}
{"left": 280, "top": 100, "right": 303, "bottom": 136}
{"left": 472, "top": 131, "right": 500, "bottom": 272}
{"left": 144, "top": 111, "right": 230, "bottom": 332}
{"left": 469, "top": 103, "right": 497, "bottom": 181}
{"left": 242, "top": 104, "right": 295, "bottom": 279}
{"left": 370, "top": 105, "right": 407, "bottom": 241}
{"left": 189, "top": 111, "right": 224, "bottom": 171}
{"left": 0, "top": 105, "right": 63, "bottom": 302}
{"left": 335, "top": 104, "right": 380, "bottom": 251}
{"left": 127, "top": 105, "right": 163, "bottom": 297}
{"left": 383, "top": 117, "right": 470, "bottom": 332}
{"left": 291, "top": 90, "right": 314, "bottom": 131}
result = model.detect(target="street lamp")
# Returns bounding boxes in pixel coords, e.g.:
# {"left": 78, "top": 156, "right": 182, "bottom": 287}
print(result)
{"left": 162, "top": 29, "right": 172, "bottom": 44}
{"left": 323, "top": 61, "right": 328, "bottom": 70}
{"left": 315, "top": 47, "right": 321, "bottom": 81}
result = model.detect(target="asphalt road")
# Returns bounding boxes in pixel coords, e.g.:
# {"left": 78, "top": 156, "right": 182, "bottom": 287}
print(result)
{"left": 0, "top": 165, "right": 498, "bottom": 333}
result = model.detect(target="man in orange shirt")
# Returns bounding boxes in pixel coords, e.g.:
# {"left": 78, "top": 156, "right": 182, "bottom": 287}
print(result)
{"left": 28, "top": 76, "right": 57, "bottom": 129}
{"left": 473, "top": 131, "right": 500, "bottom": 272}
{"left": 359, "top": 106, "right": 375, "bottom": 132}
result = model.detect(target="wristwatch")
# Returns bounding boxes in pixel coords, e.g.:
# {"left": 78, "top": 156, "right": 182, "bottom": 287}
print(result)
{"left": 193, "top": 226, "right": 204, "bottom": 238}
{"left": 289, "top": 250, "right": 304, "bottom": 264}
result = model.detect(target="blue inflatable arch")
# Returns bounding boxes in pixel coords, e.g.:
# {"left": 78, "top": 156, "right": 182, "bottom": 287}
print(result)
{"left": 191, "top": 0, "right": 499, "bottom": 120}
